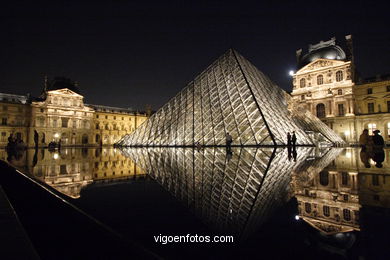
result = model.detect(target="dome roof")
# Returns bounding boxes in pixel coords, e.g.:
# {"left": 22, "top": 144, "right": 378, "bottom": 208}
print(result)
{"left": 47, "top": 77, "right": 81, "bottom": 94}
{"left": 297, "top": 37, "right": 347, "bottom": 69}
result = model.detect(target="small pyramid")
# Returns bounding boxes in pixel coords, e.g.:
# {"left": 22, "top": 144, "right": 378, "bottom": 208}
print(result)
{"left": 118, "top": 49, "right": 344, "bottom": 146}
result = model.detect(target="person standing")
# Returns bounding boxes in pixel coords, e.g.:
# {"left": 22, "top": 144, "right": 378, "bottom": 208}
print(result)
{"left": 372, "top": 130, "right": 384, "bottom": 147}
{"left": 359, "top": 129, "right": 369, "bottom": 148}
{"left": 291, "top": 131, "right": 297, "bottom": 147}
{"left": 287, "top": 132, "right": 291, "bottom": 146}
{"left": 226, "top": 132, "right": 233, "bottom": 151}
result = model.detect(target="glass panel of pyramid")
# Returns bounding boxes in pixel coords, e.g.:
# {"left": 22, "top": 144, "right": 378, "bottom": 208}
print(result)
{"left": 118, "top": 49, "right": 344, "bottom": 146}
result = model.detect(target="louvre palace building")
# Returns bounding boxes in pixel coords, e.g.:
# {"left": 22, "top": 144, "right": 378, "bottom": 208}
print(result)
{"left": 291, "top": 35, "right": 390, "bottom": 144}
{"left": 0, "top": 77, "right": 148, "bottom": 148}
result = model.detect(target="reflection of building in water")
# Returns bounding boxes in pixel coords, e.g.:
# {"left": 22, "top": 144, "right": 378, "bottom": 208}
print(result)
{"left": 1, "top": 148, "right": 145, "bottom": 198}
{"left": 0, "top": 77, "right": 148, "bottom": 147}
{"left": 292, "top": 148, "right": 390, "bottom": 235}
{"left": 122, "top": 147, "right": 339, "bottom": 240}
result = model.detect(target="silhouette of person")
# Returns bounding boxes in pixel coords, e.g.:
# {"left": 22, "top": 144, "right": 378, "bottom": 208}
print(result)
{"left": 359, "top": 129, "right": 369, "bottom": 148}
{"left": 226, "top": 132, "right": 233, "bottom": 152}
{"left": 287, "top": 132, "right": 291, "bottom": 146}
{"left": 291, "top": 131, "right": 297, "bottom": 147}
{"left": 360, "top": 148, "right": 371, "bottom": 168}
{"left": 372, "top": 130, "right": 384, "bottom": 147}
{"left": 372, "top": 148, "right": 385, "bottom": 168}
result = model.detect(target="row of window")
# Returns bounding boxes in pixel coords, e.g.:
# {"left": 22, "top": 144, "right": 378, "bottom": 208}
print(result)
{"left": 301, "top": 89, "right": 345, "bottom": 101}
{"left": 299, "top": 71, "right": 344, "bottom": 88}
{"left": 96, "top": 114, "right": 132, "bottom": 121}
{"left": 367, "top": 101, "right": 390, "bottom": 114}
{"left": 315, "top": 103, "right": 346, "bottom": 117}
{"left": 304, "top": 203, "right": 353, "bottom": 221}
{"left": 366, "top": 85, "right": 390, "bottom": 94}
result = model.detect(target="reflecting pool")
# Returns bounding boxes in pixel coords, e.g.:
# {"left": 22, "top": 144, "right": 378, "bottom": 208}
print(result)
{"left": 1, "top": 147, "right": 390, "bottom": 259}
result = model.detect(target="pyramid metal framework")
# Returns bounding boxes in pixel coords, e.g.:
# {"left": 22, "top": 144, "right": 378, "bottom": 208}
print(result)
{"left": 118, "top": 49, "right": 344, "bottom": 147}
{"left": 120, "top": 147, "right": 340, "bottom": 240}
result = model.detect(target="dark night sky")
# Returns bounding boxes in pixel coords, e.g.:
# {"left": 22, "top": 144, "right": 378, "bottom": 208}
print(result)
{"left": 1, "top": 0, "right": 389, "bottom": 110}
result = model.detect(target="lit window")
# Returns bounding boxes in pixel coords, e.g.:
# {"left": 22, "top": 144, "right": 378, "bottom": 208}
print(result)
{"left": 336, "top": 71, "right": 343, "bottom": 82}
{"left": 368, "top": 123, "right": 377, "bottom": 135}
{"left": 367, "top": 88, "right": 373, "bottom": 94}
{"left": 387, "top": 122, "right": 390, "bottom": 137}
{"left": 337, "top": 89, "right": 343, "bottom": 95}
{"left": 300, "top": 78, "right": 306, "bottom": 88}
{"left": 323, "top": 206, "right": 330, "bottom": 217}
{"left": 343, "top": 209, "right": 351, "bottom": 221}
{"left": 368, "top": 103, "right": 375, "bottom": 113}
{"left": 317, "top": 75, "right": 323, "bottom": 85}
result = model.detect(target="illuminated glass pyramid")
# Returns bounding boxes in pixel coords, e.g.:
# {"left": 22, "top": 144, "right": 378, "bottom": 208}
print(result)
{"left": 118, "top": 49, "right": 344, "bottom": 146}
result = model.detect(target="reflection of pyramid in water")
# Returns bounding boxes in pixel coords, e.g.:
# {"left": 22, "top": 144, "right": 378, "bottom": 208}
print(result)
{"left": 118, "top": 49, "right": 344, "bottom": 146}
{"left": 120, "top": 147, "right": 341, "bottom": 240}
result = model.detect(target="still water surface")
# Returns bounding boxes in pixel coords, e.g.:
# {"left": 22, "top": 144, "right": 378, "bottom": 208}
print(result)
{"left": 2, "top": 147, "right": 390, "bottom": 259}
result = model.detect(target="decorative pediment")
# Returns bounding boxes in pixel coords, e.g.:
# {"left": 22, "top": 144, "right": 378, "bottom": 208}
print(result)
{"left": 48, "top": 88, "right": 83, "bottom": 97}
{"left": 362, "top": 96, "right": 377, "bottom": 100}
{"left": 302, "top": 217, "right": 358, "bottom": 235}
{"left": 297, "top": 59, "right": 348, "bottom": 74}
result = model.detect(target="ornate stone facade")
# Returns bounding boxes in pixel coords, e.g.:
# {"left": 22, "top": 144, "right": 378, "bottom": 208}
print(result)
{"left": 291, "top": 36, "right": 390, "bottom": 144}
{"left": 0, "top": 77, "right": 148, "bottom": 147}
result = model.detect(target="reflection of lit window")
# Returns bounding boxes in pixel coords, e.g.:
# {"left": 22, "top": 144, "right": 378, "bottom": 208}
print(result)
{"left": 319, "top": 171, "right": 329, "bottom": 186}
{"left": 341, "top": 172, "right": 349, "bottom": 185}
{"left": 343, "top": 209, "right": 351, "bottom": 221}
{"left": 305, "top": 203, "right": 311, "bottom": 213}
{"left": 323, "top": 206, "right": 330, "bottom": 217}
{"left": 372, "top": 175, "right": 379, "bottom": 186}
{"left": 368, "top": 123, "right": 377, "bottom": 135}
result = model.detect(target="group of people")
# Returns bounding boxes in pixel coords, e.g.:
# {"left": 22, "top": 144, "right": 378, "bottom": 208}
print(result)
{"left": 6, "top": 133, "right": 26, "bottom": 149}
{"left": 359, "top": 129, "right": 385, "bottom": 147}
{"left": 359, "top": 129, "right": 385, "bottom": 168}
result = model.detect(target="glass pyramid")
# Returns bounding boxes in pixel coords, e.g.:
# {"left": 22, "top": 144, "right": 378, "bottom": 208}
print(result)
{"left": 118, "top": 49, "right": 344, "bottom": 146}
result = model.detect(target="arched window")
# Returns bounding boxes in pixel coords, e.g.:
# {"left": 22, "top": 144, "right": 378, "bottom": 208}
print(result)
{"left": 300, "top": 78, "right": 306, "bottom": 88}
{"left": 336, "top": 71, "right": 343, "bottom": 82}
{"left": 368, "top": 123, "right": 377, "bottom": 135}
{"left": 316, "top": 103, "right": 326, "bottom": 118}
{"left": 337, "top": 89, "right": 343, "bottom": 95}
{"left": 96, "top": 124, "right": 99, "bottom": 130}
{"left": 317, "top": 75, "right": 323, "bottom": 85}
{"left": 319, "top": 171, "right": 329, "bottom": 186}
